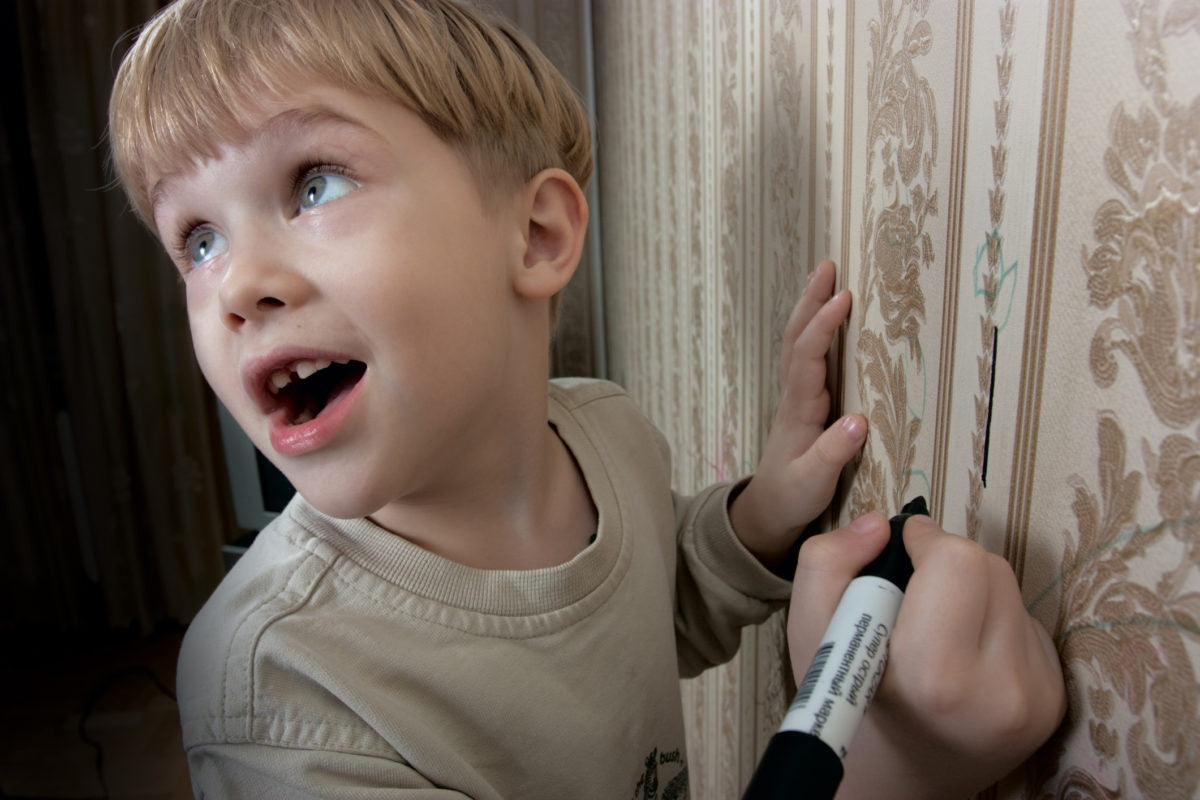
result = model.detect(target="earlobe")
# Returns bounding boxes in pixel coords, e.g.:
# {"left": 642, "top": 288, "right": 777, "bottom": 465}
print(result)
{"left": 513, "top": 168, "right": 589, "bottom": 299}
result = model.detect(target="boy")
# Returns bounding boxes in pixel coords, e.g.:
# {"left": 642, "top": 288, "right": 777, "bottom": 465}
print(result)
{"left": 107, "top": 0, "right": 1065, "bottom": 797}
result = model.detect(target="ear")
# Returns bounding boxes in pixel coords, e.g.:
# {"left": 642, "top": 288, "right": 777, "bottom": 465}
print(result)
{"left": 511, "top": 168, "right": 589, "bottom": 300}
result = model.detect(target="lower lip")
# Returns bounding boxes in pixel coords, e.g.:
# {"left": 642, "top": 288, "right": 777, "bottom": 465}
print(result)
{"left": 267, "top": 373, "right": 365, "bottom": 457}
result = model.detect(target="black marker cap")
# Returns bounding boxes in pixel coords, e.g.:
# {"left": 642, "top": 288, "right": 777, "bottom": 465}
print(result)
{"left": 858, "top": 496, "right": 927, "bottom": 592}
{"left": 742, "top": 730, "right": 843, "bottom": 800}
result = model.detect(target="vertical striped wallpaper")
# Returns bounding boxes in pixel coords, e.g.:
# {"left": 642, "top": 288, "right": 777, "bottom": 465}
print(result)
{"left": 593, "top": 1, "right": 1200, "bottom": 797}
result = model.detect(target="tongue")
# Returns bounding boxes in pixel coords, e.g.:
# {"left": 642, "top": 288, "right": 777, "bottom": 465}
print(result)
{"left": 286, "top": 361, "right": 365, "bottom": 426}
{"left": 325, "top": 378, "right": 357, "bottom": 409}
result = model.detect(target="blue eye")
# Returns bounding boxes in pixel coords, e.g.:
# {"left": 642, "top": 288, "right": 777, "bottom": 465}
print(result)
{"left": 299, "top": 173, "right": 358, "bottom": 210}
{"left": 186, "top": 227, "right": 228, "bottom": 267}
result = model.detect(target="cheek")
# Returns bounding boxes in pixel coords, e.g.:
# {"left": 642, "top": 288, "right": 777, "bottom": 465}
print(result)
{"left": 183, "top": 265, "right": 224, "bottom": 320}
{"left": 184, "top": 284, "right": 238, "bottom": 400}
{"left": 187, "top": 322, "right": 227, "bottom": 397}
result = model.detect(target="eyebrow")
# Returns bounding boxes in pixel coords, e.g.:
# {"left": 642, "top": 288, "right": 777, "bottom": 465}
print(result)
{"left": 149, "top": 104, "right": 377, "bottom": 215}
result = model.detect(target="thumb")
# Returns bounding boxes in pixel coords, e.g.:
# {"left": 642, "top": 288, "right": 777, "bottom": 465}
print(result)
{"left": 785, "top": 414, "right": 868, "bottom": 512}
{"left": 787, "top": 513, "right": 889, "bottom": 683}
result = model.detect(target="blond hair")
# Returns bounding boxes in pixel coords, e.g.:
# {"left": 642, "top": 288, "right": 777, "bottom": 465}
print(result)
{"left": 108, "top": 0, "right": 593, "bottom": 226}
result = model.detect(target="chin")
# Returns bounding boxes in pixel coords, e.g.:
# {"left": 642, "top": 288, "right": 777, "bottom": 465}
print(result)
{"left": 297, "top": 489, "right": 378, "bottom": 521}
{"left": 274, "top": 472, "right": 371, "bottom": 519}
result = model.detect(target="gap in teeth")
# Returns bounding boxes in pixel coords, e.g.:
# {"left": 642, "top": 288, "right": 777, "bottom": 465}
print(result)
{"left": 268, "top": 358, "right": 342, "bottom": 393}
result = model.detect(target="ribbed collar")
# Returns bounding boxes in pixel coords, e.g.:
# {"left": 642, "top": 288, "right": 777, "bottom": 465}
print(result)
{"left": 285, "top": 386, "right": 628, "bottom": 623}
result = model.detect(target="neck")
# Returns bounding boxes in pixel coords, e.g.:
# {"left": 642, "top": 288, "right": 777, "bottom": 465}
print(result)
{"left": 367, "top": 350, "right": 596, "bottom": 570}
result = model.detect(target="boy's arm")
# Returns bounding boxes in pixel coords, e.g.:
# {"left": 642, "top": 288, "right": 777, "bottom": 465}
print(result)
{"left": 668, "top": 260, "right": 857, "bottom": 673}
{"left": 785, "top": 514, "right": 1067, "bottom": 798}
{"left": 727, "top": 260, "right": 867, "bottom": 569}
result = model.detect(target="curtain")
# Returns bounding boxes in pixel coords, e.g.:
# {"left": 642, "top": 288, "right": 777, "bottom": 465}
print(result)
{"left": 2, "top": 0, "right": 235, "bottom": 635}
{"left": 593, "top": 1, "right": 1200, "bottom": 798}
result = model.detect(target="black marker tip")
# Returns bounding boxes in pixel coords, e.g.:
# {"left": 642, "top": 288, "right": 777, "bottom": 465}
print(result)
{"left": 858, "top": 496, "right": 926, "bottom": 591}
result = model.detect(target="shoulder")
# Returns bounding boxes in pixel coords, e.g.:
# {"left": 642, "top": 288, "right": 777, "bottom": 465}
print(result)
{"left": 548, "top": 376, "right": 630, "bottom": 408}
{"left": 549, "top": 378, "right": 669, "bottom": 459}
{"left": 176, "top": 501, "right": 385, "bottom": 755}
{"left": 548, "top": 378, "right": 676, "bottom": 518}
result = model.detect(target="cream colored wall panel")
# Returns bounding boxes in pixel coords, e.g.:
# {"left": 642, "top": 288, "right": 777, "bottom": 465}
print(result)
{"left": 939, "top": 0, "right": 1048, "bottom": 554}
{"left": 1008, "top": 3, "right": 1200, "bottom": 797}
{"left": 595, "top": 2, "right": 812, "bottom": 796}
{"left": 838, "top": 0, "right": 962, "bottom": 522}
{"left": 815, "top": 0, "right": 853, "bottom": 418}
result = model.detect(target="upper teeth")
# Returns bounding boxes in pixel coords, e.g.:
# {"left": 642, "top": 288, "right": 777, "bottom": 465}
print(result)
{"left": 267, "top": 358, "right": 342, "bottom": 393}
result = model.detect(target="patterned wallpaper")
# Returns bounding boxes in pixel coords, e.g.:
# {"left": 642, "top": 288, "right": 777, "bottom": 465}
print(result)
{"left": 593, "top": 1, "right": 1200, "bottom": 798}
{"left": 595, "top": 1, "right": 807, "bottom": 794}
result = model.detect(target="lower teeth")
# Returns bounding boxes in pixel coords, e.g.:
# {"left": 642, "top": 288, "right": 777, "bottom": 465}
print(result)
{"left": 293, "top": 409, "right": 315, "bottom": 425}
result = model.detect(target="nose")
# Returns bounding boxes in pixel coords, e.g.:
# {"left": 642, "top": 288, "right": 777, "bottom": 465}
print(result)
{"left": 218, "top": 241, "right": 313, "bottom": 331}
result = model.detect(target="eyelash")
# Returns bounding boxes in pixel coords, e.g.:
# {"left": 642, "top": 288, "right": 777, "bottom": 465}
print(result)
{"left": 168, "top": 217, "right": 207, "bottom": 267}
{"left": 167, "top": 159, "right": 356, "bottom": 269}
{"left": 290, "top": 160, "right": 355, "bottom": 204}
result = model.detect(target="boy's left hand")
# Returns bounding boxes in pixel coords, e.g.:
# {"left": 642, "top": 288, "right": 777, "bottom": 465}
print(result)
{"left": 730, "top": 259, "right": 867, "bottom": 568}
{"left": 786, "top": 514, "right": 1067, "bottom": 798}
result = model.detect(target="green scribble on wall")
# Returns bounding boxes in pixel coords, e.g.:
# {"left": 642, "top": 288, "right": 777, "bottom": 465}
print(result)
{"left": 972, "top": 232, "right": 1019, "bottom": 331}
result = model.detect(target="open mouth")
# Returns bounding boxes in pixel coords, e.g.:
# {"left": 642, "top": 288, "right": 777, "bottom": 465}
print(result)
{"left": 266, "top": 358, "right": 367, "bottom": 425}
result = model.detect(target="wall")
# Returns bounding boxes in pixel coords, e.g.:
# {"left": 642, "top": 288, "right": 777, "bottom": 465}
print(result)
{"left": 480, "top": 0, "right": 605, "bottom": 378}
{"left": 593, "top": 1, "right": 1200, "bottom": 797}
{"left": 595, "top": 2, "right": 807, "bottom": 794}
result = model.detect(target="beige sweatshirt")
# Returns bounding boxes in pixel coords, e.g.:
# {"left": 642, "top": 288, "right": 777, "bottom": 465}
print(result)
{"left": 177, "top": 379, "right": 791, "bottom": 799}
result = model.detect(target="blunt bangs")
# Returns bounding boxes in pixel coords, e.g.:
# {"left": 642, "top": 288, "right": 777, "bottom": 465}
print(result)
{"left": 109, "top": 0, "right": 593, "bottom": 227}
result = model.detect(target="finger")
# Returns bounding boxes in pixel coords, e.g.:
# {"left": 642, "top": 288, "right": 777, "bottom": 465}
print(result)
{"left": 779, "top": 289, "right": 853, "bottom": 417}
{"left": 980, "top": 554, "right": 1026, "bottom": 659}
{"left": 974, "top": 558, "right": 1066, "bottom": 745}
{"left": 1024, "top": 616, "right": 1068, "bottom": 729}
{"left": 978, "top": 556, "right": 1060, "bottom": 713}
{"left": 780, "top": 260, "right": 838, "bottom": 388}
{"left": 783, "top": 260, "right": 838, "bottom": 342}
{"left": 782, "top": 415, "right": 868, "bottom": 516}
{"left": 788, "top": 513, "right": 890, "bottom": 681}
{"left": 897, "top": 516, "right": 991, "bottom": 658}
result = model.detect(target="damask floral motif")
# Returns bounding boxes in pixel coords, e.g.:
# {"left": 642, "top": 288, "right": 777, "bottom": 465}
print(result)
{"left": 854, "top": 329, "right": 920, "bottom": 513}
{"left": 1144, "top": 425, "right": 1200, "bottom": 527}
{"left": 872, "top": 199, "right": 927, "bottom": 362}
{"left": 1038, "top": 2, "right": 1200, "bottom": 797}
{"left": 1045, "top": 771, "right": 1123, "bottom": 800}
{"left": 848, "top": 0, "right": 938, "bottom": 519}
{"left": 867, "top": 14, "right": 935, "bottom": 190}
{"left": 1033, "top": 415, "right": 1200, "bottom": 799}
{"left": 848, "top": 437, "right": 889, "bottom": 521}
{"left": 1082, "top": 12, "right": 1200, "bottom": 429}
{"left": 1085, "top": 188, "right": 1200, "bottom": 428}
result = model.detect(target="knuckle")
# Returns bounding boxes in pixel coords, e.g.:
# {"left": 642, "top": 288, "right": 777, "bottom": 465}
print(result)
{"left": 986, "top": 675, "right": 1038, "bottom": 742}
{"left": 932, "top": 534, "right": 990, "bottom": 573}
{"left": 812, "top": 433, "right": 840, "bottom": 467}
{"left": 794, "top": 532, "right": 846, "bottom": 574}
{"left": 896, "top": 663, "right": 970, "bottom": 721}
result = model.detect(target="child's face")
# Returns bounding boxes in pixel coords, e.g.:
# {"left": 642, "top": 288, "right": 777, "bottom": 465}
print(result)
{"left": 150, "top": 85, "right": 531, "bottom": 519}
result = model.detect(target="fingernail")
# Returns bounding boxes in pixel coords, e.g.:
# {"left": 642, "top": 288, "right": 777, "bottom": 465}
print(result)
{"left": 849, "top": 514, "right": 876, "bottom": 532}
{"left": 840, "top": 415, "right": 865, "bottom": 439}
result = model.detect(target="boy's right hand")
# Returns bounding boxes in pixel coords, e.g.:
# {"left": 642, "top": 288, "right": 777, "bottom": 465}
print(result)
{"left": 786, "top": 513, "right": 1067, "bottom": 799}
{"left": 729, "top": 259, "right": 867, "bottom": 568}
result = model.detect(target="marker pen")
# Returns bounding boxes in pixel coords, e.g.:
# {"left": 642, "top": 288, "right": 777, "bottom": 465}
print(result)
{"left": 742, "top": 497, "right": 928, "bottom": 800}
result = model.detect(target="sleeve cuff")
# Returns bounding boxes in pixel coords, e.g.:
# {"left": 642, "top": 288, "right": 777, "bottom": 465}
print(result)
{"left": 685, "top": 479, "right": 793, "bottom": 603}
